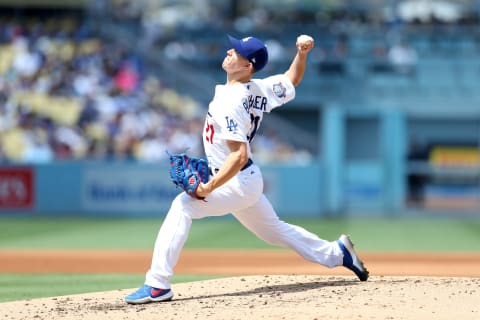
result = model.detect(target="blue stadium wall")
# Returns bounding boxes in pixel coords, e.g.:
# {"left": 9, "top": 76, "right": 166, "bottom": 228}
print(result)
{"left": 0, "top": 162, "right": 325, "bottom": 217}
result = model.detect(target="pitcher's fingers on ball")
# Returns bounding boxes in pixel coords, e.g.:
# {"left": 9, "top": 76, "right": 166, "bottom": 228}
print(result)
{"left": 296, "top": 34, "right": 314, "bottom": 50}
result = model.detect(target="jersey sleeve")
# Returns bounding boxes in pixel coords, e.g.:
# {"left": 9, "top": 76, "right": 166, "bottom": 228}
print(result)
{"left": 256, "top": 74, "right": 295, "bottom": 112}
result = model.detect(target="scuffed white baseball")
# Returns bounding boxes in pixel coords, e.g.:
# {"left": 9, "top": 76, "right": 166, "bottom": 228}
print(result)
{"left": 297, "top": 34, "right": 314, "bottom": 44}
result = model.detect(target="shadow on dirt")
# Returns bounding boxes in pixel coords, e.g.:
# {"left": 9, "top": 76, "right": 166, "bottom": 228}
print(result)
{"left": 173, "top": 277, "right": 359, "bottom": 301}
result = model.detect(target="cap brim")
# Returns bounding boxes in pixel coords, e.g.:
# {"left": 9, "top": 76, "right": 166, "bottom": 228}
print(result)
{"left": 227, "top": 34, "right": 248, "bottom": 60}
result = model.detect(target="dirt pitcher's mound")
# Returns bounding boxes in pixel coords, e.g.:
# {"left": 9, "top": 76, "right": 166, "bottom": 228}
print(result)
{"left": 1, "top": 275, "right": 479, "bottom": 320}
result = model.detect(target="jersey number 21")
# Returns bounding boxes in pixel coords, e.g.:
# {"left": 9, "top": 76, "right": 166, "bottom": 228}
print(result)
{"left": 247, "top": 114, "right": 261, "bottom": 143}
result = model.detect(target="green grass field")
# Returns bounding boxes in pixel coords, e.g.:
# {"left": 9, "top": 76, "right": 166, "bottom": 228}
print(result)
{"left": 1, "top": 216, "right": 480, "bottom": 251}
{"left": 1, "top": 216, "right": 479, "bottom": 302}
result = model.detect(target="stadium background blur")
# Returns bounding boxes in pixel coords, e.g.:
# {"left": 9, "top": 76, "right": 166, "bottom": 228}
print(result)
{"left": 0, "top": 0, "right": 479, "bottom": 218}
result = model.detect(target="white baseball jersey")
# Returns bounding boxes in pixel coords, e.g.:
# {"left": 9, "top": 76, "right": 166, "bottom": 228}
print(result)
{"left": 202, "top": 74, "right": 295, "bottom": 169}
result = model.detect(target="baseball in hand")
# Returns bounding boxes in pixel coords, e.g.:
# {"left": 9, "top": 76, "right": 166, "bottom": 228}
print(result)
{"left": 296, "top": 34, "right": 314, "bottom": 51}
{"left": 297, "top": 34, "right": 313, "bottom": 44}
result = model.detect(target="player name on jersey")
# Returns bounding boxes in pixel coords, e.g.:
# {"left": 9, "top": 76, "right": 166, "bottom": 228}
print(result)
{"left": 244, "top": 94, "right": 268, "bottom": 112}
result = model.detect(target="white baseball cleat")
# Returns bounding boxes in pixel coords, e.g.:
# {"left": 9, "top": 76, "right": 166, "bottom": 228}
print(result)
{"left": 337, "top": 234, "right": 369, "bottom": 281}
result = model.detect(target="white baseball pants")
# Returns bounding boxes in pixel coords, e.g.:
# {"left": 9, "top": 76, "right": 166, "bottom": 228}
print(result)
{"left": 145, "top": 164, "right": 344, "bottom": 289}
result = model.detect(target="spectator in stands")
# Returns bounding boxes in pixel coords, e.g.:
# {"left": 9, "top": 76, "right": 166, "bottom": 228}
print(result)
{"left": 22, "top": 128, "right": 54, "bottom": 163}
{"left": 388, "top": 40, "right": 418, "bottom": 75}
{"left": 12, "top": 37, "right": 43, "bottom": 79}
{"left": 114, "top": 61, "right": 140, "bottom": 94}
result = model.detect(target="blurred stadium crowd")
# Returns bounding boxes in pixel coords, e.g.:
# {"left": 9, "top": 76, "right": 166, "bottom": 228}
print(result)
{"left": 0, "top": 15, "right": 207, "bottom": 164}
{"left": 1, "top": 0, "right": 479, "bottom": 165}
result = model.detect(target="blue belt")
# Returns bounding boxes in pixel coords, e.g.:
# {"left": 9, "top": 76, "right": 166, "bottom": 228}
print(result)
{"left": 209, "top": 158, "right": 253, "bottom": 176}
{"left": 241, "top": 158, "right": 254, "bottom": 171}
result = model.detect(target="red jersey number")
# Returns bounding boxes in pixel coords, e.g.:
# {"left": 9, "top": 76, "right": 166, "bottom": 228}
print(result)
{"left": 205, "top": 121, "right": 214, "bottom": 144}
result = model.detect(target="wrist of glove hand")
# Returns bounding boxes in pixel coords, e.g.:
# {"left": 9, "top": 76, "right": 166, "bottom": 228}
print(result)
{"left": 195, "top": 182, "right": 212, "bottom": 199}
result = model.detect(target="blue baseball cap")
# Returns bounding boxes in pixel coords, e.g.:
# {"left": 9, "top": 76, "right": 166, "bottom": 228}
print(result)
{"left": 227, "top": 35, "right": 269, "bottom": 72}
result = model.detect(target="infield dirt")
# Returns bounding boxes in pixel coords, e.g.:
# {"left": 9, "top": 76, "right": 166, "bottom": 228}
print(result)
{"left": 0, "top": 250, "right": 479, "bottom": 319}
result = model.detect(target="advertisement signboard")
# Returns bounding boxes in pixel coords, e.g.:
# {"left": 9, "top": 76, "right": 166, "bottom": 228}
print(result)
{"left": 81, "top": 165, "right": 178, "bottom": 213}
{"left": 0, "top": 167, "right": 34, "bottom": 209}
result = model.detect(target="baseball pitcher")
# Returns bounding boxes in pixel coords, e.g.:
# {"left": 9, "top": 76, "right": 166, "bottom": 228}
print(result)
{"left": 125, "top": 34, "right": 369, "bottom": 304}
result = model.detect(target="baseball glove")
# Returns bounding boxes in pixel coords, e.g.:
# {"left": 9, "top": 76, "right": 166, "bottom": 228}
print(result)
{"left": 169, "top": 153, "right": 209, "bottom": 199}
